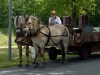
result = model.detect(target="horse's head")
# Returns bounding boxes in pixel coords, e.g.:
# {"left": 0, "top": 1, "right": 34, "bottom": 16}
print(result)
{"left": 13, "top": 16, "right": 25, "bottom": 37}
{"left": 23, "top": 16, "right": 40, "bottom": 36}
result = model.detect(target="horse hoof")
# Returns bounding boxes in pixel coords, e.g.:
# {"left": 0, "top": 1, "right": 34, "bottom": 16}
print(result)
{"left": 40, "top": 65, "right": 44, "bottom": 68}
{"left": 61, "top": 61, "right": 64, "bottom": 64}
{"left": 40, "top": 62, "right": 45, "bottom": 67}
{"left": 25, "top": 64, "right": 29, "bottom": 67}
{"left": 18, "top": 64, "right": 22, "bottom": 67}
{"left": 32, "top": 62, "right": 35, "bottom": 64}
{"left": 61, "top": 61, "right": 65, "bottom": 64}
{"left": 43, "top": 62, "right": 45, "bottom": 65}
{"left": 35, "top": 62, "right": 38, "bottom": 65}
{"left": 33, "top": 62, "right": 38, "bottom": 68}
{"left": 61, "top": 61, "right": 68, "bottom": 64}
{"left": 40, "top": 64, "right": 44, "bottom": 67}
{"left": 64, "top": 61, "right": 68, "bottom": 64}
{"left": 34, "top": 65, "right": 38, "bottom": 68}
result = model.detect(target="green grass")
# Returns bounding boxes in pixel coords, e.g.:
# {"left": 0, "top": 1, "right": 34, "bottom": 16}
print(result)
{"left": 0, "top": 47, "right": 78, "bottom": 70}
{"left": 0, "top": 47, "right": 51, "bottom": 69}
{"left": 0, "top": 47, "right": 25, "bottom": 69}
{"left": 0, "top": 33, "right": 16, "bottom": 46}
{"left": 0, "top": 28, "right": 16, "bottom": 47}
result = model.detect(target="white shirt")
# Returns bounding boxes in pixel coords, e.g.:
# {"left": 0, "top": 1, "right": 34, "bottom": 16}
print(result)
{"left": 49, "top": 16, "right": 62, "bottom": 25}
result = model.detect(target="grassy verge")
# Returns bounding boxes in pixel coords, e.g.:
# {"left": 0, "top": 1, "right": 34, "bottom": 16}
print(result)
{"left": 0, "top": 28, "right": 16, "bottom": 47}
{"left": 0, "top": 33, "right": 16, "bottom": 46}
{"left": 0, "top": 47, "right": 50, "bottom": 69}
{"left": 0, "top": 47, "right": 78, "bottom": 70}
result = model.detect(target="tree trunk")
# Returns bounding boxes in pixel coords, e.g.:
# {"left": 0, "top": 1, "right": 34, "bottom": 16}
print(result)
{"left": 71, "top": 0, "right": 76, "bottom": 27}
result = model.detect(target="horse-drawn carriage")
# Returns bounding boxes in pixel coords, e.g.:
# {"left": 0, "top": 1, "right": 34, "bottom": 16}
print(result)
{"left": 14, "top": 15, "right": 100, "bottom": 67}
{"left": 48, "top": 15, "right": 100, "bottom": 60}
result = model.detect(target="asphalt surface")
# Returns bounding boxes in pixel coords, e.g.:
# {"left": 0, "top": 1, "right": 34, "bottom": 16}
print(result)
{"left": 0, "top": 53, "right": 100, "bottom": 75}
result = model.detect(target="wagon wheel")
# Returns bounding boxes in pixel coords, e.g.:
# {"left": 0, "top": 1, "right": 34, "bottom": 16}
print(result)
{"left": 48, "top": 47, "right": 57, "bottom": 60}
{"left": 88, "top": 50, "right": 91, "bottom": 55}
{"left": 78, "top": 47, "right": 88, "bottom": 60}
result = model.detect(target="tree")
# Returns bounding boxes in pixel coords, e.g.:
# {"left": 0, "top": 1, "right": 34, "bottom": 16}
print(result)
{"left": 41, "top": 0, "right": 96, "bottom": 27}
{"left": 0, "top": 0, "right": 9, "bottom": 28}
{"left": 88, "top": 0, "right": 100, "bottom": 26}
{"left": 0, "top": 0, "right": 96, "bottom": 28}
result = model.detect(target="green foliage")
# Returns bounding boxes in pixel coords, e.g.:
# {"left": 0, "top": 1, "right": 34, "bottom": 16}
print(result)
{"left": 0, "top": 0, "right": 99, "bottom": 28}
{"left": 88, "top": 0, "right": 100, "bottom": 27}
{"left": 42, "top": 0, "right": 95, "bottom": 15}
{"left": 0, "top": 0, "right": 9, "bottom": 28}
{"left": 43, "top": 0, "right": 95, "bottom": 26}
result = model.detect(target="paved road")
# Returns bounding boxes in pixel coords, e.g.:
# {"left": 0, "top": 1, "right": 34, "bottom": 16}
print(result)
{"left": 0, "top": 53, "right": 100, "bottom": 75}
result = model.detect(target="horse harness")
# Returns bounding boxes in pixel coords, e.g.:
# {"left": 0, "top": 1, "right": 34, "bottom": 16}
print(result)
{"left": 15, "top": 22, "right": 68, "bottom": 47}
{"left": 29, "top": 24, "right": 68, "bottom": 47}
{"left": 15, "top": 27, "right": 33, "bottom": 46}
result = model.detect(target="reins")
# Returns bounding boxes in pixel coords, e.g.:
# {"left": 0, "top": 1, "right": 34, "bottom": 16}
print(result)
{"left": 15, "top": 28, "right": 33, "bottom": 46}
{"left": 32, "top": 24, "right": 68, "bottom": 48}
{"left": 39, "top": 26, "right": 61, "bottom": 50}
{"left": 29, "top": 22, "right": 45, "bottom": 37}
{"left": 15, "top": 36, "right": 31, "bottom": 45}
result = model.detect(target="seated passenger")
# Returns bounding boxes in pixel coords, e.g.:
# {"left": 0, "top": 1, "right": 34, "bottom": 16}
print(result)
{"left": 49, "top": 11, "right": 62, "bottom": 26}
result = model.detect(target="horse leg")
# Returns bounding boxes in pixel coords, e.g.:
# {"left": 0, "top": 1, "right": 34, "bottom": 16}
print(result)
{"left": 32, "top": 48, "right": 41, "bottom": 64}
{"left": 17, "top": 44, "right": 22, "bottom": 67}
{"left": 40, "top": 46, "right": 45, "bottom": 67}
{"left": 58, "top": 41, "right": 65, "bottom": 63}
{"left": 61, "top": 46, "right": 65, "bottom": 63}
{"left": 33, "top": 45, "right": 39, "bottom": 67}
{"left": 63, "top": 40, "right": 69, "bottom": 64}
{"left": 25, "top": 45, "right": 29, "bottom": 67}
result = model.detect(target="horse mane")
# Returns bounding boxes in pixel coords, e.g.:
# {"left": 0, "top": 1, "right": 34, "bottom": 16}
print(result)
{"left": 31, "top": 16, "right": 44, "bottom": 25}
{"left": 25, "top": 16, "right": 38, "bottom": 24}
{"left": 25, "top": 16, "right": 29, "bottom": 23}
{"left": 30, "top": 16, "right": 38, "bottom": 20}
{"left": 16, "top": 16, "right": 19, "bottom": 25}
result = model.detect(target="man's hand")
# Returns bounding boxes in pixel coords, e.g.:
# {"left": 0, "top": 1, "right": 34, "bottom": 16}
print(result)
{"left": 49, "top": 18, "right": 54, "bottom": 25}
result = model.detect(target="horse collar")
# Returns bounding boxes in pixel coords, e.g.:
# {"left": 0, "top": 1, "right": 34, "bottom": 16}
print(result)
{"left": 30, "top": 30, "right": 39, "bottom": 37}
{"left": 30, "top": 24, "right": 42, "bottom": 37}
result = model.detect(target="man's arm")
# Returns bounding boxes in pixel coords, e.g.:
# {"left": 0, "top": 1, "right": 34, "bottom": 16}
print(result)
{"left": 49, "top": 17, "right": 53, "bottom": 25}
{"left": 57, "top": 17, "right": 62, "bottom": 24}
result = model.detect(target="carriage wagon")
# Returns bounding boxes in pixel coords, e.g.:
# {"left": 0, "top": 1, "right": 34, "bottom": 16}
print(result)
{"left": 47, "top": 15, "right": 100, "bottom": 60}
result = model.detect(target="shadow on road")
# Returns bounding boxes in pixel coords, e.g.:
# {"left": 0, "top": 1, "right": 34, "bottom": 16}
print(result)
{"left": 19, "top": 53, "right": 100, "bottom": 68}
{"left": 0, "top": 53, "right": 100, "bottom": 75}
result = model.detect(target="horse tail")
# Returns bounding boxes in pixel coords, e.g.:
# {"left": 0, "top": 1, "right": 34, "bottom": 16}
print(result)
{"left": 65, "top": 26, "right": 69, "bottom": 38}
{"left": 64, "top": 26, "right": 69, "bottom": 45}
{"left": 60, "top": 26, "right": 69, "bottom": 62}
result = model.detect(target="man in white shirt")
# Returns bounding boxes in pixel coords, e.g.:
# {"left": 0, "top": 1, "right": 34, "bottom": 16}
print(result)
{"left": 49, "top": 11, "right": 62, "bottom": 25}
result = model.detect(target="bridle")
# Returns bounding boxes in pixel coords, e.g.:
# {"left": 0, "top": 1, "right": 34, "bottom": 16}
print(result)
{"left": 14, "top": 16, "right": 33, "bottom": 46}
{"left": 14, "top": 16, "right": 24, "bottom": 37}
{"left": 15, "top": 26, "right": 33, "bottom": 46}
{"left": 14, "top": 26, "right": 23, "bottom": 37}
{"left": 28, "top": 18, "right": 42, "bottom": 37}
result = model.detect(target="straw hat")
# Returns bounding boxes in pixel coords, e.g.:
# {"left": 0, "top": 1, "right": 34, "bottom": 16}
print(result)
{"left": 51, "top": 11, "right": 56, "bottom": 14}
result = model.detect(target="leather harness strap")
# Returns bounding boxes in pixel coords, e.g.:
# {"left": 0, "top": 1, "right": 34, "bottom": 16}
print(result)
{"left": 15, "top": 24, "right": 68, "bottom": 47}
{"left": 45, "top": 27, "right": 51, "bottom": 46}
{"left": 39, "top": 26, "right": 51, "bottom": 46}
